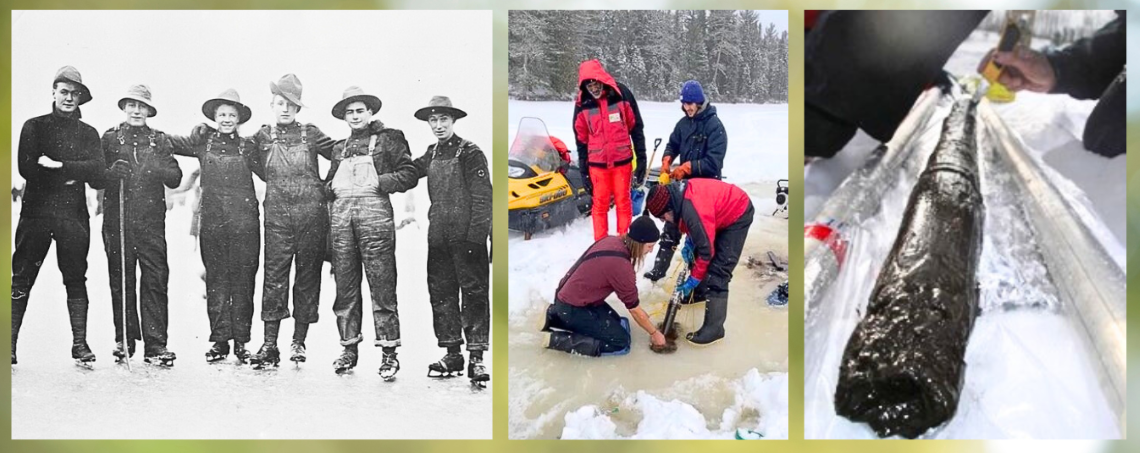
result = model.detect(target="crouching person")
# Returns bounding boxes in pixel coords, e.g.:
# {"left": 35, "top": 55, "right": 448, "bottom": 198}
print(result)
{"left": 542, "top": 216, "right": 667, "bottom": 356}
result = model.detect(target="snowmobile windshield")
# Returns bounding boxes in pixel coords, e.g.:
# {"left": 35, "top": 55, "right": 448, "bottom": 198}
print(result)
{"left": 509, "top": 117, "right": 563, "bottom": 177}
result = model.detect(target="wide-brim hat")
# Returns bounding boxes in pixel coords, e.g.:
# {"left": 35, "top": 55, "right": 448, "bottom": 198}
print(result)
{"left": 269, "top": 73, "right": 306, "bottom": 108}
{"left": 53, "top": 66, "right": 93, "bottom": 106}
{"left": 202, "top": 88, "right": 253, "bottom": 124}
{"left": 414, "top": 95, "right": 467, "bottom": 121}
{"left": 332, "top": 86, "right": 382, "bottom": 120}
{"left": 117, "top": 84, "right": 157, "bottom": 117}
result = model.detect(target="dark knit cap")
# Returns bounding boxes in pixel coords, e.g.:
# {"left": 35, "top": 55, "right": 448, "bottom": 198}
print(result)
{"left": 680, "top": 80, "right": 705, "bottom": 104}
{"left": 645, "top": 184, "right": 672, "bottom": 218}
{"left": 627, "top": 216, "right": 660, "bottom": 243}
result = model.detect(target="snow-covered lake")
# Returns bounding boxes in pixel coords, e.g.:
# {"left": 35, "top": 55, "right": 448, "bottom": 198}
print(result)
{"left": 507, "top": 100, "right": 789, "bottom": 439}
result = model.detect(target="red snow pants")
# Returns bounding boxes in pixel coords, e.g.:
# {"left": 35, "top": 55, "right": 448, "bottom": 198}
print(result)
{"left": 588, "top": 164, "right": 632, "bottom": 241}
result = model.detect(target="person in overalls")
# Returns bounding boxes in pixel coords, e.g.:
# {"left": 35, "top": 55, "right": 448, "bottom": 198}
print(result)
{"left": 412, "top": 96, "right": 492, "bottom": 383}
{"left": 94, "top": 84, "right": 183, "bottom": 366}
{"left": 325, "top": 87, "right": 419, "bottom": 379}
{"left": 171, "top": 89, "right": 263, "bottom": 363}
{"left": 247, "top": 74, "right": 338, "bottom": 368}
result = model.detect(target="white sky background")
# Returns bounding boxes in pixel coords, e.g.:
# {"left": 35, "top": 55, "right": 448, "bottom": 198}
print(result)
{"left": 11, "top": 10, "right": 492, "bottom": 183}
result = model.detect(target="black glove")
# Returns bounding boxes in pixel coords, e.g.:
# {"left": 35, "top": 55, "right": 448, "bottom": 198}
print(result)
{"left": 580, "top": 169, "right": 593, "bottom": 196}
{"left": 107, "top": 160, "right": 132, "bottom": 180}
{"left": 634, "top": 167, "right": 646, "bottom": 188}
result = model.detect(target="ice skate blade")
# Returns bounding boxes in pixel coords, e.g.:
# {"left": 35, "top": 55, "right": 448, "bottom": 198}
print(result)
{"left": 144, "top": 358, "right": 175, "bottom": 367}
{"left": 334, "top": 367, "right": 355, "bottom": 375}
{"left": 74, "top": 359, "right": 95, "bottom": 369}
{"left": 250, "top": 361, "right": 279, "bottom": 370}
{"left": 470, "top": 380, "right": 487, "bottom": 390}
{"left": 427, "top": 371, "right": 463, "bottom": 378}
{"left": 290, "top": 356, "right": 306, "bottom": 363}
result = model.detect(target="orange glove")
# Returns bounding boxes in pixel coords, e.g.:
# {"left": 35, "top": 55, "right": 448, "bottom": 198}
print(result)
{"left": 660, "top": 155, "right": 673, "bottom": 175}
{"left": 670, "top": 162, "right": 692, "bottom": 180}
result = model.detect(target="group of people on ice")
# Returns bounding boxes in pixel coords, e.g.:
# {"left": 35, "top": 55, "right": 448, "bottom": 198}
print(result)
{"left": 541, "top": 59, "right": 755, "bottom": 356}
{"left": 12, "top": 67, "right": 491, "bottom": 384}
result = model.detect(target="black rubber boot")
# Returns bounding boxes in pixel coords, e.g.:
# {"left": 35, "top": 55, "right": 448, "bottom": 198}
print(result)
{"left": 67, "top": 298, "right": 95, "bottom": 363}
{"left": 540, "top": 304, "right": 561, "bottom": 332}
{"left": 643, "top": 248, "right": 674, "bottom": 282}
{"left": 686, "top": 291, "right": 728, "bottom": 346}
{"left": 546, "top": 331, "right": 602, "bottom": 356}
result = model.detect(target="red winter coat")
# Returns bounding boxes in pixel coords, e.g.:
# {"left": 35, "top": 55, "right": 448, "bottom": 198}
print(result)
{"left": 573, "top": 60, "right": 638, "bottom": 169}
{"left": 666, "top": 178, "right": 751, "bottom": 280}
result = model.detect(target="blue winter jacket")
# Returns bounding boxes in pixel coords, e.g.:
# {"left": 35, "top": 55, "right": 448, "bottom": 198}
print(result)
{"left": 663, "top": 102, "right": 727, "bottom": 179}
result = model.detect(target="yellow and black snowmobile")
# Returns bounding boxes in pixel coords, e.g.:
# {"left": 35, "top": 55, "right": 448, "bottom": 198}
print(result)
{"left": 508, "top": 117, "right": 591, "bottom": 240}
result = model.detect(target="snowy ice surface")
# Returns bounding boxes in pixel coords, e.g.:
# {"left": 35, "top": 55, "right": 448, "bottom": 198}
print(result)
{"left": 509, "top": 100, "right": 789, "bottom": 184}
{"left": 561, "top": 370, "right": 788, "bottom": 440}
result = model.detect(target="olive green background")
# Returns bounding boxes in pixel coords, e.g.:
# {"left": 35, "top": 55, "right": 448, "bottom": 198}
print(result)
{"left": 1, "top": 0, "right": 1134, "bottom": 450}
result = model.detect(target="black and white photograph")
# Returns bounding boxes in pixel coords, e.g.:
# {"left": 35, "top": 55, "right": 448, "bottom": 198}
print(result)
{"left": 10, "top": 10, "right": 492, "bottom": 439}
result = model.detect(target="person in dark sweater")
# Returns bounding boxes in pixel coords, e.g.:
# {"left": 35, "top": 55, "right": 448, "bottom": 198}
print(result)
{"left": 541, "top": 216, "right": 667, "bottom": 356}
{"left": 411, "top": 96, "right": 492, "bottom": 382}
{"left": 11, "top": 66, "right": 104, "bottom": 365}
{"left": 91, "top": 84, "right": 183, "bottom": 366}
{"left": 170, "top": 89, "right": 263, "bottom": 364}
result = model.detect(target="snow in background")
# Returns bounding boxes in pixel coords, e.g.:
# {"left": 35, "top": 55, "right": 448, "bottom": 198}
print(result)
{"left": 10, "top": 10, "right": 492, "bottom": 439}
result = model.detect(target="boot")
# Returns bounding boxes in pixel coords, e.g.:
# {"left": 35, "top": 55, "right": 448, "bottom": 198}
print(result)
{"left": 12, "top": 288, "right": 28, "bottom": 365}
{"left": 332, "top": 344, "right": 358, "bottom": 374}
{"left": 113, "top": 339, "right": 137, "bottom": 360}
{"left": 289, "top": 340, "right": 307, "bottom": 363}
{"left": 205, "top": 341, "right": 230, "bottom": 362}
{"left": 144, "top": 345, "right": 177, "bottom": 367}
{"left": 379, "top": 351, "right": 400, "bottom": 381}
{"left": 643, "top": 247, "right": 674, "bottom": 282}
{"left": 540, "top": 304, "right": 561, "bottom": 332}
{"left": 233, "top": 341, "right": 251, "bottom": 363}
{"left": 468, "top": 352, "right": 489, "bottom": 384}
{"left": 686, "top": 292, "right": 728, "bottom": 346}
{"left": 546, "top": 331, "right": 602, "bottom": 356}
{"left": 67, "top": 298, "right": 95, "bottom": 363}
{"left": 249, "top": 342, "right": 280, "bottom": 369}
{"left": 427, "top": 351, "right": 464, "bottom": 378}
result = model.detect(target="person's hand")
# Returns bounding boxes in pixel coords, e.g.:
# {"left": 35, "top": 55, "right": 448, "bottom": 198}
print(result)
{"left": 633, "top": 167, "right": 646, "bottom": 188}
{"left": 191, "top": 123, "right": 213, "bottom": 145}
{"left": 660, "top": 155, "right": 673, "bottom": 176}
{"left": 38, "top": 156, "right": 63, "bottom": 169}
{"left": 681, "top": 237, "right": 695, "bottom": 267}
{"left": 580, "top": 169, "right": 593, "bottom": 196}
{"left": 670, "top": 162, "right": 692, "bottom": 180}
{"left": 677, "top": 276, "right": 700, "bottom": 298}
{"left": 650, "top": 330, "right": 666, "bottom": 347}
{"left": 107, "top": 160, "right": 132, "bottom": 179}
{"left": 368, "top": 119, "right": 386, "bottom": 134}
{"left": 977, "top": 46, "right": 1056, "bottom": 93}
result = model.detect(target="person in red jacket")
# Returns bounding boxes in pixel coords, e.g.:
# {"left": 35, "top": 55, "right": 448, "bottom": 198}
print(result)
{"left": 643, "top": 179, "right": 754, "bottom": 345}
{"left": 572, "top": 59, "right": 647, "bottom": 240}
{"left": 549, "top": 136, "right": 571, "bottom": 174}
{"left": 541, "top": 216, "right": 666, "bottom": 356}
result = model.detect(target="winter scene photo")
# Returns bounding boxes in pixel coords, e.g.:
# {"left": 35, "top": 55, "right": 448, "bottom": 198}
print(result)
{"left": 10, "top": 10, "right": 492, "bottom": 439}
{"left": 507, "top": 10, "right": 789, "bottom": 439}
{"left": 803, "top": 11, "right": 1124, "bottom": 439}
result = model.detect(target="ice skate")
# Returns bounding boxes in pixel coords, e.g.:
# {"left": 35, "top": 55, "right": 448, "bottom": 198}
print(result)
{"left": 144, "top": 346, "right": 177, "bottom": 367}
{"left": 289, "top": 341, "right": 307, "bottom": 363}
{"left": 249, "top": 343, "right": 280, "bottom": 369}
{"left": 378, "top": 352, "right": 400, "bottom": 381}
{"left": 427, "top": 352, "right": 464, "bottom": 378}
{"left": 468, "top": 354, "right": 489, "bottom": 388}
{"left": 72, "top": 342, "right": 96, "bottom": 368}
{"left": 332, "top": 346, "right": 358, "bottom": 374}
{"left": 112, "top": 339, "right": 136, "bottom": 362}
{"left": 205, "top": 342, "right": 229, "bottom": 363}
{"left": 233, "top": 341, "right": 251, "bottom": 363}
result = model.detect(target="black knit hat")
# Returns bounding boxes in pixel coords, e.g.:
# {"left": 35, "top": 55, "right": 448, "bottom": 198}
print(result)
{"left": 627, "top": 215, "right": 660, "bottom": 243}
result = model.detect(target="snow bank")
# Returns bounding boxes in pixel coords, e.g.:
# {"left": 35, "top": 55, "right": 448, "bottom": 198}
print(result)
{"left": 561, "top": 369, "right": 788, "bottom": 440}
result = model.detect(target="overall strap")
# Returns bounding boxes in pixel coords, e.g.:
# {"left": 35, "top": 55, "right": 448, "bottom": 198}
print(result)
{"left": 556, "top": 242, "right": 629, "bottom": 295}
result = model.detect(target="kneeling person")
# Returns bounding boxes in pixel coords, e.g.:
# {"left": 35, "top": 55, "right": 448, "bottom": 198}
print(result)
{"left": 542, "top": 216, "right": 667, "bottom": 356}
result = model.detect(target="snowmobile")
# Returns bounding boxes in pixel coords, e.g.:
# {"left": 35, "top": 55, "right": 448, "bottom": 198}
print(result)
{"left": 508, "top": 117, "right": 591, "bottom": 240}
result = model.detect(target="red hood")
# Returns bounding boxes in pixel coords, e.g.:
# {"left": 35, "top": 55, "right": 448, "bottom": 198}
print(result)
{"left": 577, "top": 59, "right": 620, "bottom": 104}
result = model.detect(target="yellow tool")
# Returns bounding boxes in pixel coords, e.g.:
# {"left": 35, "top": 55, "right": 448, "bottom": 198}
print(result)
{"left": 980, "top": 10, "right": 1036, "bottom": 103}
